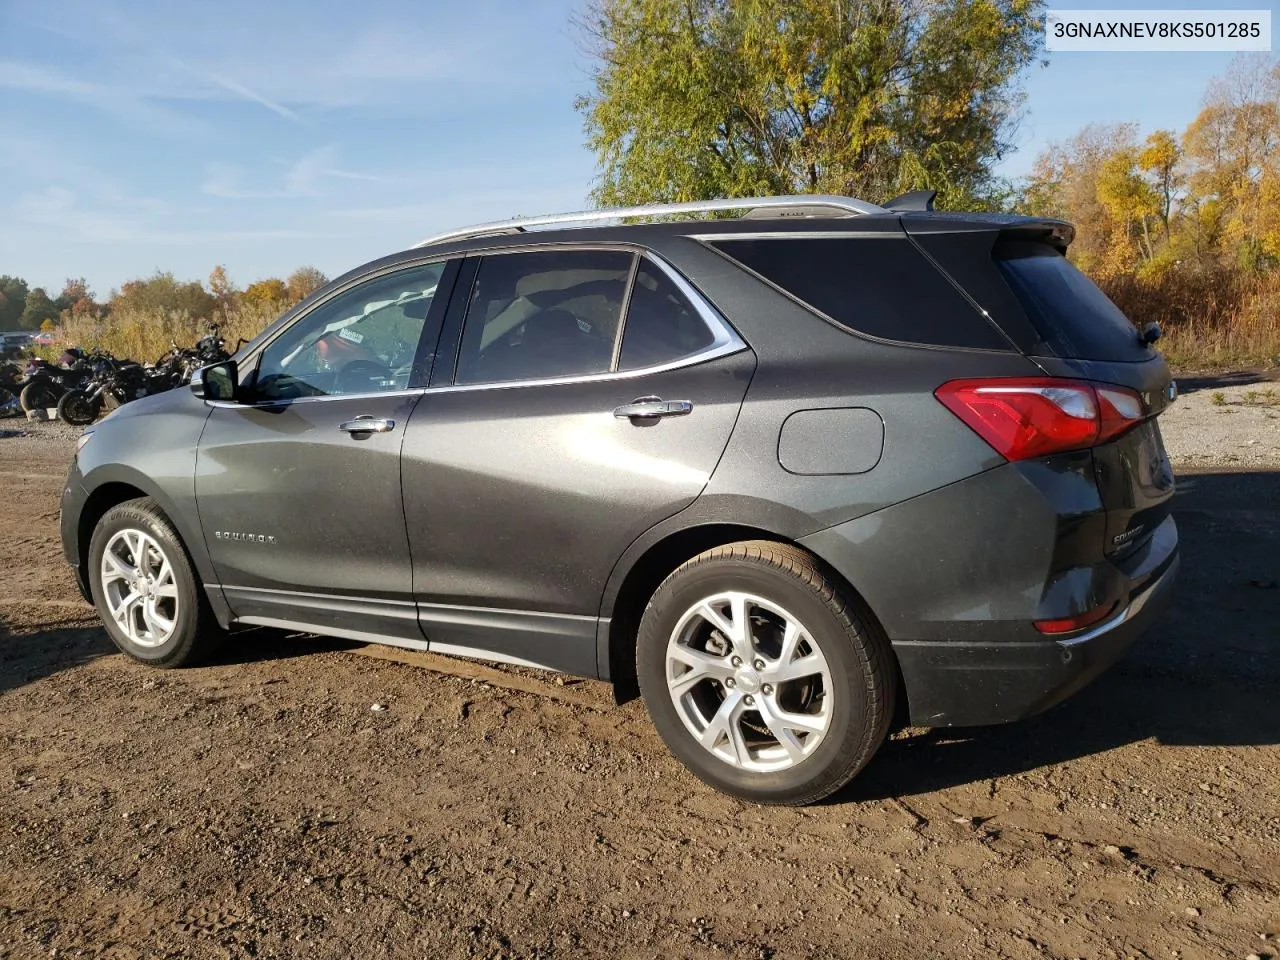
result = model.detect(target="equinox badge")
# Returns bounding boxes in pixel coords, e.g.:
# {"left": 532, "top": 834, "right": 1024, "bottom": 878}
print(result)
{"left": 215, "top": 531, "right": 277, "bottom": 544}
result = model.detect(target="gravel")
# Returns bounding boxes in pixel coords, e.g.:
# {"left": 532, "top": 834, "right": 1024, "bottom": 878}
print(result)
{"left": 1162, "top": 373, "right": 1280, "bottom": 468}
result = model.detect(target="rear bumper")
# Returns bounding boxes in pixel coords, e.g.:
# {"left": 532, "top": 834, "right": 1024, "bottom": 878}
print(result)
{"left": 893, "top": 546, "right": 1179, "bottom": 727}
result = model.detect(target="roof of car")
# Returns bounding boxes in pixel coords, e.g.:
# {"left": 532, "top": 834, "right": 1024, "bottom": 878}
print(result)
{"left": 403, "top": 196, "right": 1073, "bottom": 259}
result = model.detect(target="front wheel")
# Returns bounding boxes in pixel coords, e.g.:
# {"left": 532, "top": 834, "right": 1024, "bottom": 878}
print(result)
{"left": 88, "top": 497, "right": 220, "bottom": 667}
{"left": 57, "top": 390, "right": 101, "bottom": 426}
{"left": 637, "top": 541, "right": 895, "bottom": 806}
{"left": 19, "top": 380, "right": 59, "bottom": 413}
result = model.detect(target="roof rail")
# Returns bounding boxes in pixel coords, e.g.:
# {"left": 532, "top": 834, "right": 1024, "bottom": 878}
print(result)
{"left": 412, "top": 194, "right": 888, "bottom": 249}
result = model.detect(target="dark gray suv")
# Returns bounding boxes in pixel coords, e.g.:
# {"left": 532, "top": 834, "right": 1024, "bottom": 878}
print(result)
{"left": 60, "top": 194, "right": 1179, "bottom": 805}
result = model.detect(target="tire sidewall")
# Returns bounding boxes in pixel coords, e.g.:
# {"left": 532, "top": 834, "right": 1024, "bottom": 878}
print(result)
{"left": 57, "top": 391, "right": 99, "bottom": 426}
{"left": 88, "top": 501, "right": 203, "bottom": 665}
{"left": 20, "top": 380, "right": 58, "bottom": 413}
{"left": 637, "top": 556, "right": 875, "bottom": 803}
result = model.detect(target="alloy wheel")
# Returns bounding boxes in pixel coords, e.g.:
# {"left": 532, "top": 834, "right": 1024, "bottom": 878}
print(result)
{"left": 665, "top": 591, "right": 833, "bottom": 773}
{"left": 99, "top": 528, "right": 180, "bottom": 647}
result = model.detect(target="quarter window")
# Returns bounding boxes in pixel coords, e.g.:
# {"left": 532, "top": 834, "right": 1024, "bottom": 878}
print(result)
{"left": 455, "top": 250, "right": 633, "bottom": 385}
{"left": 710, "top": 237, "right": 1010, "bottom": 350}
{"left": 617, "top": 260, "right": 716, "bottom": 370}
{"left": 254, "top": 263, "right": 447, "bottom": 401}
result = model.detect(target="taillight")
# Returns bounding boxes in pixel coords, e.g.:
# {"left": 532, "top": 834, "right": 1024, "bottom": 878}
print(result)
{"left": 935, "top": 378, "right": 1145, "bottom": 461}
{"left": 1034, "top": 602, "right": 1118, "bottom": 635}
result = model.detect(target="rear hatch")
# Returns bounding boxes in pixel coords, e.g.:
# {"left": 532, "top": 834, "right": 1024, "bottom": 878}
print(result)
{"left": 909, "top": 219, "right": 1176, "bottom": 560}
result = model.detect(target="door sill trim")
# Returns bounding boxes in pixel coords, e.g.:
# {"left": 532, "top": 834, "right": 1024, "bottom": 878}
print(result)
{"left": 237, "top": 616, "right": 430, "bottom": 651}
{"left": 429, "top": 641, "right": 557, "bottom": 672}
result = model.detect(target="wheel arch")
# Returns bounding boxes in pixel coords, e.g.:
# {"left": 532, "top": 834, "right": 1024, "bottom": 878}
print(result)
{"left": 75, "top": 466, "right": 229, "bottom": 627}
{"left": 600, "top": 520, "right": 903, "bottom": 716}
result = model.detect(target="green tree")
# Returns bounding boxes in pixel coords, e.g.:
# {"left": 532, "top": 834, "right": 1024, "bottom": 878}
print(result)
{"left": 110, "top": 271, "right": 218, "bottom": 320}
{"left": 575, "top": 0, "right": 1043, "bottom": 209}
{"left": 21, "top": 287, "right": 60, "bottom": 330}
{"left": 286, "top": 266, "right": 328, "bottom": 304}
{"left": 0, "top": 275, "right": 29, "bottom": 330}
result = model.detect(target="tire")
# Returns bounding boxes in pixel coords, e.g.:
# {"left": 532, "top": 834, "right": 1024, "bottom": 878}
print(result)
{"left": 87, "top": 497, "right": 221, "bottom": 668}
{"left": 19, "top": 380, "right": 59, "bottom": 413}
{"left": 57, "top": 390, "right": 101, "bottom": 426}
{"left": 636, "top": 541, "right": 895, "bottom": 806}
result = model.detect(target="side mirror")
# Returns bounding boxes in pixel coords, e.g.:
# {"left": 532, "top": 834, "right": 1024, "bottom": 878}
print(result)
{"left": 190, "top": 360, "right": 238, "bottom": 401}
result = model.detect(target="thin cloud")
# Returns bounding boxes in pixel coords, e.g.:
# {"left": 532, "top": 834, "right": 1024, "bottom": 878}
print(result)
{"left": 0, "top": 58, "right": 206, "bottom": 136}
{"left": 202, "top": 146, "right": 379, "bottom": 200}
{"left": 201, "top": 69, "right": 302, "bottom": 123}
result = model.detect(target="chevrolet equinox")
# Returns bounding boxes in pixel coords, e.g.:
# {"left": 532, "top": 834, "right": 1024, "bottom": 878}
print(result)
{"left": 60, "top": 193, "right": 1180, "bottom": 805}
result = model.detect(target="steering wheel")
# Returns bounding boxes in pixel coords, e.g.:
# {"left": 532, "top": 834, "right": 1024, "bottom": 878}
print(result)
{"left": 334, "top": 359, "right": 393, "bottom": 394}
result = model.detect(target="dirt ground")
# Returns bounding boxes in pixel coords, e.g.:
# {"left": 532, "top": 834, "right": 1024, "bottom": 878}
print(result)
{"left": 2, "top": 403, "right": 1279, "bottom": 959}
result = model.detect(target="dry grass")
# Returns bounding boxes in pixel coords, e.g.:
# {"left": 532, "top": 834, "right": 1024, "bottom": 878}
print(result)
{"left": 1102, "top": 268, "right": 1280, "bottom": 371}
{"left": 51, "top": 303, "right": 281, "bottom": 363}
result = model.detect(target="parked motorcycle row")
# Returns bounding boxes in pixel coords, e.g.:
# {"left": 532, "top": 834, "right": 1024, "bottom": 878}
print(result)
{"left": 0, "top": 325, "right": 230, "bottom": 426}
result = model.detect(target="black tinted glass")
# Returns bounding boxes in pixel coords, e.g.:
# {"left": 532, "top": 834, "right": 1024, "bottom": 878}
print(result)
{"left": 618, "top": 261, "right": 716, "bottom": 370}
{"left": 710, "top": 237, "right": 1008, "bottom": 350}
{"left": 996, "top": 243, "right": 1152, "bottom": 362}
{"left": 456, "top": 250, "right": 633, "bottom": 385}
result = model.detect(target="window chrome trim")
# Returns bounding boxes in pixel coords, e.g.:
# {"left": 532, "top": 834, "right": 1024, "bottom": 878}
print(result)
{"left": 429, "top": 252, "right": 746, "bottom": 395}
{"left": 205, "top": 250, "right": 749, "bottom": 405}
{"left": 205, "top": 387, "right": 427, "bottom": 410}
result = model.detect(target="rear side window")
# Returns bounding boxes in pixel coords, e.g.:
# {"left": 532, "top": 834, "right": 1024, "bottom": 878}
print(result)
{"left": 617, "top": 261, "right": 716, "bottom": 370}
{"left": 996, "top": 243, "right": 1152, "bottom": 362}
{"left": 709, "top": 236, "right": 1009, "bottom": 350}
{"left": 455, "top": 249, "right": 632, "bottom": 385}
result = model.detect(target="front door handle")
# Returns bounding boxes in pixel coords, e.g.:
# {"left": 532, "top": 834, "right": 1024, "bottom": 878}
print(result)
{"left": 339, "top": 416, "right": 396, "bottom": 434}
{"left": 613, "top": 397, "right": 694, "bottom": 421}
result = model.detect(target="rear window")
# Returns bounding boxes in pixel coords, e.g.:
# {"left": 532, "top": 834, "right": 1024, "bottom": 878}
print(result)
{"left": 708, "top": 236, "right": 1009, "bottom": 350}
{"left": 996, "top": 243, "right": 1152, "bottom": 362}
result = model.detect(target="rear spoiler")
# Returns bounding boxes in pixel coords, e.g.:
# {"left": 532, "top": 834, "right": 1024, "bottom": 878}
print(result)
{"left": 900, "top": 213, "right": 1075, "bottom": 252}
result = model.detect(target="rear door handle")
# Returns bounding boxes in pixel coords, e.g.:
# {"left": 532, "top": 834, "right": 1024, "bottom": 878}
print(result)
{"left": 339, "top": 416, "right": 396, "bottom": 434}
{"left": 613, "top": 397, "right": 694, "bottom": 420}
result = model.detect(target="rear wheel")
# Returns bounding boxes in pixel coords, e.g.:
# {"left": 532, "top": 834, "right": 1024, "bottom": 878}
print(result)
{"left": 19, "top": 380, "right": 59, "bottom": 413}
{"left": 637, "top": 541, "right": 895, "bottom": 805}
{"left": 88, "top": 497, "right": 221, "bottom": 667}
{"left": 57, "top": 390, "right": 100, "bottom": 426}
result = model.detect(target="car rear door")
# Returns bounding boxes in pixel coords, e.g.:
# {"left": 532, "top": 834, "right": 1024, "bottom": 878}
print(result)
{"left": 194, "top": 259, "right": 458, "bottom": 644}
{"left": 400, "top": 247, "right": 755, "bottom": 674}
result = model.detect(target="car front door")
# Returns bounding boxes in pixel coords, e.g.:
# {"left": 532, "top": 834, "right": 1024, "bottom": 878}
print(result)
{"left": 400, "top": 248, "right": 755, "bottom": 674}
{"left": 195, "top": 259, "right": 458, "bottom": 644}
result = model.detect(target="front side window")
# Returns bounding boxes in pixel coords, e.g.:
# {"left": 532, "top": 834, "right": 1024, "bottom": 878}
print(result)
{"left": 254, "top": 262, "right": 446, "bottom": 401}
{"left": 454, "top": 250, "right": 633, "bottom": 385}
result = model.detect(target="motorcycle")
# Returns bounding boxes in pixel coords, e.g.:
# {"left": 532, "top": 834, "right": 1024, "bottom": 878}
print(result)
{"left": 54, "top": 325, "right": 237, "bottom": 425}
{"left": 56, "top": 352, "right": 157, "bottom": 426}
{"left": 0, "top": 363, "right": 23, "bottom": 417}
{"left": 18, "top": 348, "right": 92, "bottom": 413}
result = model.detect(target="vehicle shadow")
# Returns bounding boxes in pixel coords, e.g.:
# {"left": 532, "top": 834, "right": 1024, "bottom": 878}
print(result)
{"left": 1173, "top": 368, "right": 1278, "bottom": 395}
{"left": 0, "top": 619, "right": 361, "bottom": 697}
{"left": 839, "top": 468, "right": 1280, "bottom": 803}
{"left": 211, "top": 627, "right": 364, "bottom": 666}
{"left": 0, "top": 618, "right": 114, "bottom": 697}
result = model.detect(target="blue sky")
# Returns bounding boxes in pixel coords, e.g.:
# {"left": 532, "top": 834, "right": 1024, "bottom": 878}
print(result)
{"left": 0, "top": 0, "right": 1269, "bottom": 297}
